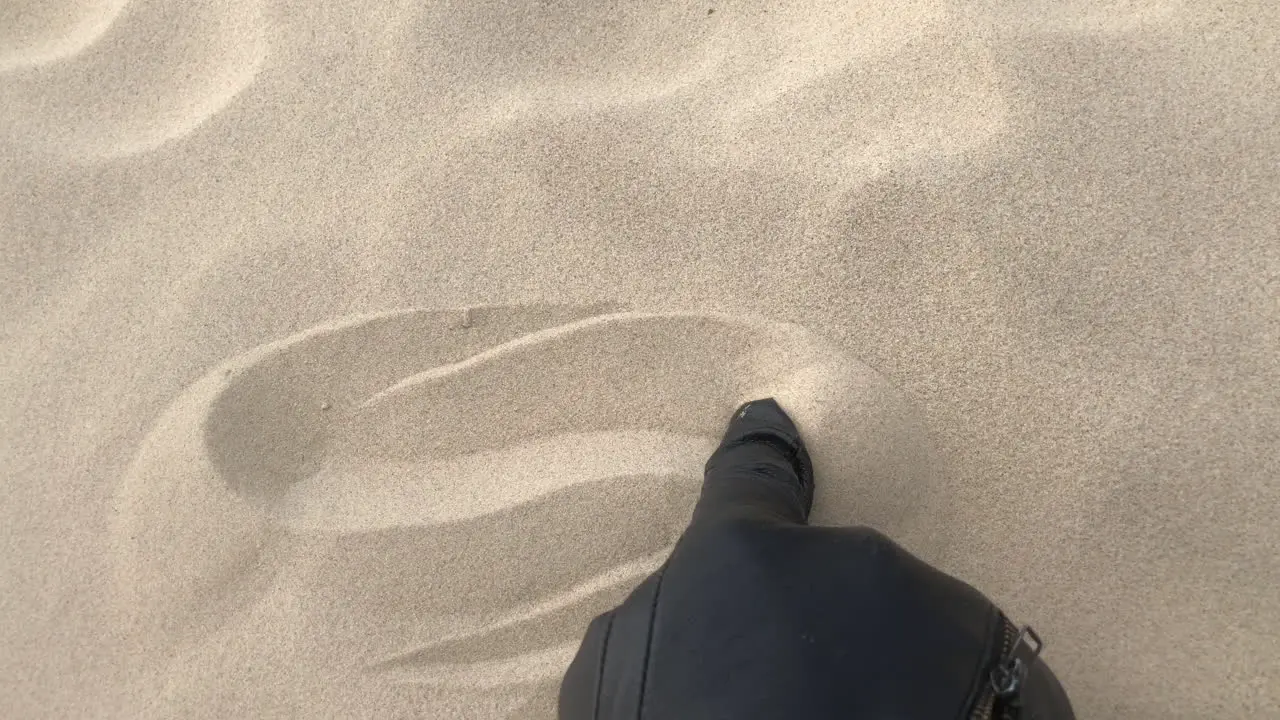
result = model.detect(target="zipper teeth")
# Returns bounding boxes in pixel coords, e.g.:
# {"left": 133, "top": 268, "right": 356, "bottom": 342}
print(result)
{"left": 969, "top": 617, "right": 1017, "bottom": 720}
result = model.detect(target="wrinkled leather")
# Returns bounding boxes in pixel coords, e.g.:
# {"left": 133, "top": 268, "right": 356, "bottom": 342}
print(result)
{"left": 560, "top": 400, "right": 1076, "bottom": 720}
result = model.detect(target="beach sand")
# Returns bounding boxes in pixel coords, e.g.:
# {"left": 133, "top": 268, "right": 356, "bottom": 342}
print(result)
{"left": 2, "top": 0, "right": 1278, "bottom": 717}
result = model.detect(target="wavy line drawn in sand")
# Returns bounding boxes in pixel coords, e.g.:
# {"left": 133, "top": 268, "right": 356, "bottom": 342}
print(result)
{"left": 113, "top": 304, "right": 931, "bottom": 715}
{"left": 279, "top": 431, "right": 714, "bottom": 531}
{"left": 0, "top": 0, "right": 264, "bottom": 160}
{"left": 371, "top": 550, "right": 669, "bottom": 686}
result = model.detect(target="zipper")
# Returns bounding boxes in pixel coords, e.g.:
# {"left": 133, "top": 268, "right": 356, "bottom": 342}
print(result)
{"left": 969, "top": 616, "right": 1044, "bottom": 720}
{"left": 967, "top": 618, "right": 1014, "bottom": 720}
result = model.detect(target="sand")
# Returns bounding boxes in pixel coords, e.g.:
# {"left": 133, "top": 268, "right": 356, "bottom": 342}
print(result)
{"left": 1, "top": 0, "right": 1277, "bottom": 717}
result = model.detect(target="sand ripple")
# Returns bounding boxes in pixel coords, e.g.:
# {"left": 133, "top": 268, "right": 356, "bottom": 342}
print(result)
{"left": 113, "top": 304, "right": 929, "bottom": 712}
{"left": 0, "top": 0, "right": 129, "bottom": 71}
{"left": 0, "top": 0, "right": 264, "bottom": 160}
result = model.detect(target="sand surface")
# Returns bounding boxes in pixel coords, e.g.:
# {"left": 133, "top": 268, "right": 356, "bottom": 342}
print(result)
{"left": 2, "top": 0, "right": 1278, "bottom": 717}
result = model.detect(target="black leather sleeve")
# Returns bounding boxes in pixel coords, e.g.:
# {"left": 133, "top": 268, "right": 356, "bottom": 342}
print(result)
{"left": 559, "top": 611, "right": 614, "bottom": 720}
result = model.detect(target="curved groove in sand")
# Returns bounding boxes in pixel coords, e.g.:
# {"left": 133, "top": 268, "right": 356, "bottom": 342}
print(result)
{"left": 0, "top": 0, "right": 265, "bottom": 159}
{"left": 114, "top": 303, "right": 930, "bottom": 695}
{"left": 370, "top": 549, "right": 669, "bottom": 682}
{"left": 377, "top": 644, "right": 583, "bottom": 689}
{"left": 357, "top": 310, "right": 816, "bottom": 411}
{"left": 112, "top": 304, "right": 624, "bottom": 643}
{"left": 280, "top": 431, "right": 713, "bottom": 531}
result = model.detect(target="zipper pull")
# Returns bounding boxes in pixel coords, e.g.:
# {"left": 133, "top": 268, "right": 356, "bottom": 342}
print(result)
{"left": 990, "top": 625, "right": 1044, "bottom": 699}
